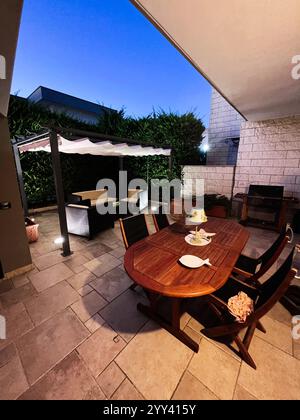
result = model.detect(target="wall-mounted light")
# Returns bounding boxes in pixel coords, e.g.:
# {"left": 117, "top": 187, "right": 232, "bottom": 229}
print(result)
{"left": 199, "top": 129, "right": 209, "bottom": 153}
{"left": 201, "top": 143, "right": 210, "bottom": 153}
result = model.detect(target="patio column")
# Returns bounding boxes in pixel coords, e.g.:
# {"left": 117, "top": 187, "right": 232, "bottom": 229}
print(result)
{"left": 12, "top": 139, "right": 28, "bottom": 217}
{"left": 168, "top": 152, "right": 173, "bottom": 174}
{"left": 119, "top": 156, "right": 124, "bottom": 171}
{"left": 49, "top": 129, "right": 72, "bottom": 257}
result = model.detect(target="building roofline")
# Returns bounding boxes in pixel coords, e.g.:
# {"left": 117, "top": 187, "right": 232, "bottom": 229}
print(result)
{"left": 27, "top": 86, "right": 117, "bottom": 115}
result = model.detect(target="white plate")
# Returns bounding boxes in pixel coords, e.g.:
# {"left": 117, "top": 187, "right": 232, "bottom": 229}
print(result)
{"left": 179, "top": 255, "right": 204, "bottom": 269}
{"left": 185, "top": 234, "right": 212, "bottom": 247}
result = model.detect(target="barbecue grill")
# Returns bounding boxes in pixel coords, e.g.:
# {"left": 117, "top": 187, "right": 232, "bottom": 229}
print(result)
{"left": 235, "top": 185, "right": 295, "bottom": 231}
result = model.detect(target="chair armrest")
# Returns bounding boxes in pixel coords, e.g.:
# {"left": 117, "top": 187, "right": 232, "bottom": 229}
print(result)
{"left": 228, "top": 276, "right": 259, "bottom": 301}
{"left": 233, "top": 253, "right": 260, "bottom": 278}
{"left": 209, "top": 294, "right": 229, "bottom": 310}
{"left": 210, "top": 278, "right": 258, "bottom": 311}
{"left": 232, "top": 267, "right": 253, "bottom": 278}
{"left": 230, "top": 275, "right": 258, "bottom": 291}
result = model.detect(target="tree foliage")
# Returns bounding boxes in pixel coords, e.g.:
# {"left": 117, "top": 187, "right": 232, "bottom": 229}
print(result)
{"left": 97, "top": 109, "right": 205, "bottom": 180}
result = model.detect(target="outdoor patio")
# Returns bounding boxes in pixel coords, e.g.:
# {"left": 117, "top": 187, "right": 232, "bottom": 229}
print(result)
{"left": 0, "top": 211, "right": 299, "bottom": 400}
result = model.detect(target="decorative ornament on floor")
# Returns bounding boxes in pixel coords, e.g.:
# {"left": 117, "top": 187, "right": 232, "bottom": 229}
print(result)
{"left": 25, "top": 217, "right": 39, "bottom": 243}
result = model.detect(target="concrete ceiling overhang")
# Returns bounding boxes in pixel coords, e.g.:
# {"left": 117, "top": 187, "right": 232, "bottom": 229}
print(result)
{"left": 131, "top": 0, "right": 300, "bottom": 121}
{"left": 0, "top": 0, "right": 23, "bottom": 118}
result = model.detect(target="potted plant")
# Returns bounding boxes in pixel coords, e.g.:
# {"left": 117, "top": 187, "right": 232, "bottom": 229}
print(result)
{"left": 25, "top": 217, "right": 39, "bottom": 243}
{"left": 204, "top": 194, "right": 231, "bottom": 218}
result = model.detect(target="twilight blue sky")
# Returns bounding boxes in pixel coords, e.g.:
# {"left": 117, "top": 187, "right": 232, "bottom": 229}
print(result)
{"left": 12, "top": 0, "right": 212, "bottom": 126}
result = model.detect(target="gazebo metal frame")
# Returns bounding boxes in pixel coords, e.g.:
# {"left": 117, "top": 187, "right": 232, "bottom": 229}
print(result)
{"left": 11, "top": 126, "right": 172, "bottom": 257}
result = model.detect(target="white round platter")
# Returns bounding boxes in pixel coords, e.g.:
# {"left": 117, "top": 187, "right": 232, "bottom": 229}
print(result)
{"left": 184, "top": 234, "right": 212, "bottom": 247}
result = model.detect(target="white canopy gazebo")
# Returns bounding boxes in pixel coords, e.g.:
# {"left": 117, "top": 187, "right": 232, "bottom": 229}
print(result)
{"left": 13, "top": 127, "right": 172, "bottom": 256}
{"left": 18, "top": 134, "right": 171, "bottom": 157}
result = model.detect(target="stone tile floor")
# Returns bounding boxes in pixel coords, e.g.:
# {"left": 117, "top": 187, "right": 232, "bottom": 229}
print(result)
{"left": 0, "top": 211, "right": 300, "bottom": 400}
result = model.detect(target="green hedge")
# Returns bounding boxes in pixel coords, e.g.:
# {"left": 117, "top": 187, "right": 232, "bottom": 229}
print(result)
{"left": 98, "top": 109, "right": 206, "bottom": 180}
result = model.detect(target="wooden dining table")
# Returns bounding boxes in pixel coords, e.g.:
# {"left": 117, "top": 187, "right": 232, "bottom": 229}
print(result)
{"left": 124, "top": 218, "right": 250, "bottom": 352}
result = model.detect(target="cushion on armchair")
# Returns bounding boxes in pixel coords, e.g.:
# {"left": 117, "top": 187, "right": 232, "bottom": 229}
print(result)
{"left": 71, "top": 189, "right": 108, "bottom": 207}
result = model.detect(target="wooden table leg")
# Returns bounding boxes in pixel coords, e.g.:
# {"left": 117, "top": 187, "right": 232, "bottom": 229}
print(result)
{"left": 240, "top": 197, "right": 248, "bottom": 225}
{"left": 144, "top": 290, "right": 160, "bottom": 311}
{"left": 172, "top": 298, "right": 181, "bottom": 329}
{"left": 137, "top": 299, "right": 199, "bottom": 353}
{"left": 278, "top": 201, "right": 288, "bottom": 232}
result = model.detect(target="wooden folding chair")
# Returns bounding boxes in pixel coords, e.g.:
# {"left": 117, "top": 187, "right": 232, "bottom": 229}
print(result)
{"left": 119, "top": 214, "right": 149, "bottom": 249}
{"left": 119, "top": 214, "right": 150, "bottom": 290}
{"left": 233, "top": 224, "right": 288, "bottom": 286}
{"left": 202, "top": 248, "right": 296, "bottom": 369}
{"left": 152, "top": 213, "right": 170, "bottom": 232}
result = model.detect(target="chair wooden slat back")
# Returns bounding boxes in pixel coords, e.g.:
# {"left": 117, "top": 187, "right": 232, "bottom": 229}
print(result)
{"left": 152, "top": 213, "right": 169, "bottom": 232}
{"left": 252, "top": 225, "right": 288, "bottom": 281}
{"left": 256, "top": 248, "right": 295, "bottom": 311}
{"left": 119, "top": 214, "right": 149, "bottom": 249}
{"left": 260, "top": 225, "right": 287, "bottom": 267}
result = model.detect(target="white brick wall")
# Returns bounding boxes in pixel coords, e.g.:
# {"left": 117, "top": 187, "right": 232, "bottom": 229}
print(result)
{"left": 182, "top": 165, "right": 235, "bottom": 198}
{"left": 234, "top": 116, "right": 300, "bottom": 199}
{"left": 207, "top": 89, "right": 245, "bottom": 165}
